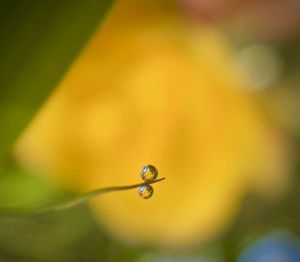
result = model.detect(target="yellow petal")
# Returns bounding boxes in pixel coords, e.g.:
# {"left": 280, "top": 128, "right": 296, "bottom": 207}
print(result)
{"left": 15, "top": 0, "right": 291, "bottom": 248}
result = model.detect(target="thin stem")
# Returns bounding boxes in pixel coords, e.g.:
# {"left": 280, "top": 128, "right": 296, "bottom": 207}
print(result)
{"left": 0, "top": 177, "right": 166, "bottom": 216}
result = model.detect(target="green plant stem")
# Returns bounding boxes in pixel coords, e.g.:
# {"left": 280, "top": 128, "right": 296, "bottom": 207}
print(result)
{"left": 0, "top": 177, "right": 165, "bottom": 216}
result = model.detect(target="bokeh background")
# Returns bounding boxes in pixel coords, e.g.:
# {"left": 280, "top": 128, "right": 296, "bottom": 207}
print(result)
{"left": 1, "top": 0, "right": 300, "bottom": 261}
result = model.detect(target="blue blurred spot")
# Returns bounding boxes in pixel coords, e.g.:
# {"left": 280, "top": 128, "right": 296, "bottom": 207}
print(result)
{"left": 238, "top": 230, "right": 300, "bottom": 262}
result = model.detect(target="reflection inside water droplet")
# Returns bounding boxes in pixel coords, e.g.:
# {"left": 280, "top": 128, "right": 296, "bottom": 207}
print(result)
{"left": 138, "top": 184, "right": 154, "bottom": 199}
{"left": 140, "top": 165, "right": 158, "bottom": 182}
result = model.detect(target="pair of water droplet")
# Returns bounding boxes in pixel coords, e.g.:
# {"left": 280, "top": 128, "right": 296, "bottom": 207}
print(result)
{"left": 138, "top": 165, "right": 158, "bottom": 199}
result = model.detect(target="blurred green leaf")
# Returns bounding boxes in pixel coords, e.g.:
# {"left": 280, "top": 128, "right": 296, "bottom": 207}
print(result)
{"left": 0, "top": 0, "right": 114, "bottom": 162}
{"left": 0, "top": 168, "right": 63, "bottom": 209}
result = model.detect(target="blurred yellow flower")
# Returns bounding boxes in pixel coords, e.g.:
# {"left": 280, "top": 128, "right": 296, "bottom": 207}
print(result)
{"left": 15, "top": 0, "right": 291, "bottom": 248}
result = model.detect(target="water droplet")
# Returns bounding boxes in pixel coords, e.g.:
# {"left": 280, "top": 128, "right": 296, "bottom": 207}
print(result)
{"left": 138, "top": 184, "right": 154, "bottom": 199}
{"left": 140, "top": 165, "right": 158, "bottom": 182}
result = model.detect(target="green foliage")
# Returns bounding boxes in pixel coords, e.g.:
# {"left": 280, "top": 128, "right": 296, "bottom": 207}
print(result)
{"left": 0, "top": 0, "right": 114, "bottom": 161}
